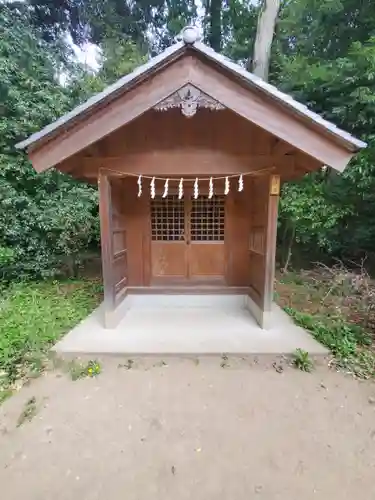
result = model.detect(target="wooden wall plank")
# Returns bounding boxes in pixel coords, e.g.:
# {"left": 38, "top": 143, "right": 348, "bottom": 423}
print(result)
{"left": 225, "top": 186, "right": 251, "bottom": 286}
{"left": 81, "top": 152, "right": 279, "bottom": 177}
{"left": 121, "top": 177, "right": 150, "bottom": 286}
{"left": 59, "top": 107, "right": 307, "bottom": 181}
{"left": 248, "top": 176, "right": 268, "bottom": 308}
{"left": 111, "top": 180, "right": 128, "bottom": 303}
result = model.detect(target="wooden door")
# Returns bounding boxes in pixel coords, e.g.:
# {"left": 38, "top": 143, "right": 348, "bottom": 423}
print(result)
{"left": 188, "top": 195, "right": 225, "bottom": 281}
{"left": 150, "top": 194, "right": 226, "bottom": 283}
{"left": 151, "top": 195, "right": 187, "bottom": 280}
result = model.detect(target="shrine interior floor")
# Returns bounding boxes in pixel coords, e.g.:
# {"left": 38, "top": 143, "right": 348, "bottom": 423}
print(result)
{"left": 53, "top": 294, "right": 328, "bottom": 356}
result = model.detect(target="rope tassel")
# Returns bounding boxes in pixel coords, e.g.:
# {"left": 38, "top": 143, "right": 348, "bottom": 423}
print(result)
{"left": 178, "top": 178, "right": 184, "bottom": 199}
{"left": 238, "top": 174, "right": 243, "bottom": 192}
{"left": 224, "top": 176, "right": 230, "bottom": 195}
{"left": 150, "top": 177, "right": 155, "bottom": 199}
{"left": 162, "top": 178, "right": 169, "bottom": 198}
{"left": 128, "top": 169, "right": 274, "bottom": 200}
{"left": 208, "top": 177, "right": 213, "bottom": 199}
{"left": 194, "top": 177, "right": 199, "bottom": 199}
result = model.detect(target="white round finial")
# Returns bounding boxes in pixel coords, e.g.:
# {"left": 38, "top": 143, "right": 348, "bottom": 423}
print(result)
{"left": 182, "top": 26, "right": 199, "bottom": 45}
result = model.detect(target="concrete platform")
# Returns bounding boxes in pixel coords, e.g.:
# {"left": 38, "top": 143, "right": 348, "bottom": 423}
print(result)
{"left": 54, "top": 294, "right": 328, "bottom": 355}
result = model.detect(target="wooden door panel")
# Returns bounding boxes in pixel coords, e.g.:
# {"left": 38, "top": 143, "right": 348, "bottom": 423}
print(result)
{"left": 189, "top": 243, "right": 225, "bottom": 277}
{"left": 150, "top": 195, "right": 187, "bottom": 280}
{"left": 225, "top": 190, "right": 251, "bottom": 286}
{"left": 150, "top": 194, "right": 227, "bottom": 283}
{"left": 151, "top": 242, "right": 187, "bottom": 278}
{"left": 188, "top": 195, "right": 226, "bottom": 280}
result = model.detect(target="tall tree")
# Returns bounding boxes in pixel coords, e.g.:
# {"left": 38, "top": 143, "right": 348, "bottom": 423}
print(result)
{"left": 0, "top": 5, "right": 98, "bottom": 280}
{"left": 222, "top": 0, "right": 258, "bottom": 64}
{"left": 252, "top": 0, "right": 281, "bottom": 80}
{"left": 277, "top": 0, "right": 375, "bottom": 61}
{"left": 203, "top": 0, "right": 223, "bottom": 52}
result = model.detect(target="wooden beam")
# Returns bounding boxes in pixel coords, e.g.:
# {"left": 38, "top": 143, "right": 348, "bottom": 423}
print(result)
{"left": 29, "top": 57, "right": 194, "bottom": 172}
{"left": 189, "top": 59, "right": 354, "bottom": 171}
{"left": 98, "top": 171, "right": 115, "bottom": 327}
{"left": 272, "top": 139, "right": 294, "bottom": 158}
{"left": 84, "top": 152, "right": 274, "bottom": 175}
{"left": 65, "top": 152, "right": 296, "bottom": 180}
{"left": 263, "top": 175, "right": 279, "bottom": 311}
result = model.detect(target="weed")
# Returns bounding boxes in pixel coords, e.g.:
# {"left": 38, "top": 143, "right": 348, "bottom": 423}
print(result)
{"left": 0, "top": 279, "right": 101, "bottom": 387}
{"left": 0, "top": 388, "right": 12, "bottom": 405}
{"left": 69, "top": 359, "right": 101, "bottom": 381}
{"left": 118, "top": 359, "right": 134, "bottom": 370}
{"left": 220, "top": 353, "right": 230, "bottom": 368}
{"left": 17, "top": 397, "right": 37, "bottom": 427}
{"left": 286, "top": 307, "right": 375, "bottom": 379}
{"left": 293, "top": 348, "right": 314, "bottom": 372}
{"left": 278, "top": 271, "right": 305, "bottom": 286}
{"left": 153, "top": 360, "right": 168, "bottom": 368}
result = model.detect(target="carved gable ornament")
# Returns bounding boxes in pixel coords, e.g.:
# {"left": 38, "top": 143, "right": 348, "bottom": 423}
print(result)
{"left": 154, "top": 84, "right": 225, "bottom": 117}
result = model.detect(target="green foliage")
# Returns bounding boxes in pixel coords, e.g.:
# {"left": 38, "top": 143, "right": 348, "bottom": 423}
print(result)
{"left": 0, "top": 6, "right": 100, "bottom": 280}
{"left": 0, "top": 388, "right": 12, "bottom": 405}
{"left": 0, "top": 6, "right": 145, "bottom": 281}
{"left": 0, "top": 247, "right": 14, "bottom": 267}
{"left": 292, "top": 348, "right": 314, "bottom": 372}
{"left": 78, "top": 0, "right": 197, "bottom": 53}
{"left": 286, "top": 307, "right": 375, "bottom": 378}
{"left": 222, "top": 0, "right": 258, "bottom": 65}
{"left": 0, "top": 280, "right": 102, "bottom": 384}
{"left": 273, "top": 3, "right": 375, "bottom": 266}
{"left": 2, "top": 0, "right": 375, "bottom": 279}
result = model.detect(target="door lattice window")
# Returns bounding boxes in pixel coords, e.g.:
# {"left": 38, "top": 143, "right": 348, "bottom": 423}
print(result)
{"left": 191, "top": 195, "right": 225, "bottom": 242}
{"left": 151, "top": 195, "right": 185, "bottom": 241}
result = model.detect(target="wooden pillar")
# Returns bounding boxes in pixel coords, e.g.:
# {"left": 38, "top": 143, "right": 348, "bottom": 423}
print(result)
{"left": 246, "top": 174, "right": 279, "bottom": 329}
{"left": 98, "top": 170, "right": 115, "bottom": 327}
{"left": 263, "top": 174, "right": 280, "bottom": 313}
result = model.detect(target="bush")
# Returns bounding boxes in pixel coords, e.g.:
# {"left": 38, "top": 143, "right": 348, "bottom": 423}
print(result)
{"left": 286, "top": 307, "right": 375, "bottom": 378}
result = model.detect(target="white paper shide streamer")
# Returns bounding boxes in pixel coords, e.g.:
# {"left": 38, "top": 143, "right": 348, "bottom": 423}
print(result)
{"left": 238, "top": 174, "right": 243, "bottom": 192}
{"left": 162, "top": 178, "right": 169, "bottom": 198}
{"left": 136, "top": 172, "right": 254, "bottom": 199}
{"left": 194, "top": 177, "right": 199, "bottom": 199}
{"left": 178, "top": 178, "right": 184, "bottom": 199}
{"left": 224, "top": 176, "right": 230, "bottom": 195}
{"left": 208, "top": 177, "right": 213, "bottom": 199}
{"left": 150, "top": 177, "right": 156, "bottom": 199}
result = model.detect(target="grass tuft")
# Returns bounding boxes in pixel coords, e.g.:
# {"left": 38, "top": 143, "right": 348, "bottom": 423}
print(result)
{"left": 17, "top": 396, "right": 38, "bottom": 427}
{"left": 292, "top": 348, "right": 314, "bottom": 372}
{"left": 0, "top": 279, "right": 102, "bottom": 392}
{"left": 285, "top": 307, "right": 375, "bottom": 379}
{"left": 68, "top": 359, "right": 101, "bottom": 381}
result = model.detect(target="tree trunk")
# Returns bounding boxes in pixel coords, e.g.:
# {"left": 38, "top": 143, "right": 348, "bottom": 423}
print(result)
{"left": 252, "top": 0, "right": 281, "bottom": 81}
{"left": 281, "top": 223, "right": 295, "bottom": 274}
{"left": 204, "top": 0, "right": 222, "bottom": 52}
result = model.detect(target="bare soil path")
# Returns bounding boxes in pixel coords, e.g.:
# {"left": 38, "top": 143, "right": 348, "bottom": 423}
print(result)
{"left": 0, "top": 357, "right": 374, "bottom": 500}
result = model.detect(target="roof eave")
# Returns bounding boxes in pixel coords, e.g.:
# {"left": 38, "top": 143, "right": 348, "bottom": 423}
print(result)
{"left": 15, "top": 40, "right": 186, "bottom": 151}
{"left": 15, "top": 38, "right": 367, "bottom": 156}
{"left": 191, "top": 42, "right": 367, "bottom": 153}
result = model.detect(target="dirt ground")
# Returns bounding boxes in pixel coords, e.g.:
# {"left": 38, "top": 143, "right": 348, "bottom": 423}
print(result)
{"left": 0, "top": 356, "right": 375, "bottom": 500}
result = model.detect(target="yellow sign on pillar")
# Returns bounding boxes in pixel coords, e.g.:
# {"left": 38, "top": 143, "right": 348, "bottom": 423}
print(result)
{"left": 270, "top": 175, "right": 280, "bottom": 195}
